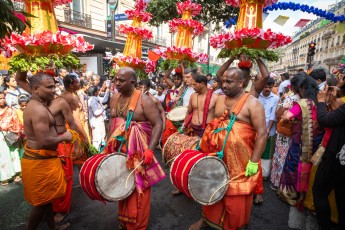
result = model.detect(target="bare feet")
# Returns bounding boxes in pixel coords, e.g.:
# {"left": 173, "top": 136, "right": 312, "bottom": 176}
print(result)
{"left": 254, "top": 194, "right": 264, "bottom": 205}
{"left": 54, "top": 213, "right": 68, "bottom": 224}
{"left": 172, "top": 188, "right": 181, "bottom": 195}
{"left": 189, "top": 218, "right": 204, "bottom": 230}
{"left": 56, "top": 222, "right": 70, "bottom": 230}
{"left": 14, "top": 176, "right": 22, "bottom": 183}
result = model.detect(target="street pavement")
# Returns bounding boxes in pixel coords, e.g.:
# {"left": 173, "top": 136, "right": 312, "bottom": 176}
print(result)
{"left": 0, "top": 149, "right": 323, "bottom": 230}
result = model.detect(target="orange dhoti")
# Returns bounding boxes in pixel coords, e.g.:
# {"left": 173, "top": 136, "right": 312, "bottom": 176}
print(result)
{"left": 21, "top": 146, "right": 66, "bottom": 206}
{"left": 53, "top": 142, "right": 74, "bottom": 213}
{"left": 162, "top": 119, "right": 177, "bottom": 147}
{"left": 200, "top": 93, "right": 258, "bottom": 229}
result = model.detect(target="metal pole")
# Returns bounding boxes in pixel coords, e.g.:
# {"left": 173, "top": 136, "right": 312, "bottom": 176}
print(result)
{"left": 207, "top": 23, "right": 211, "bottom": 74}
{"left": 111, "top": 9, "right": 115, "bottom": 41}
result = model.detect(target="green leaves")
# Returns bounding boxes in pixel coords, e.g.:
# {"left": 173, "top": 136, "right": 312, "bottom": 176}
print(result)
{"left": 0, "top": 0, "right": 33, "bottom": 40}
{"left": 8, "top": 53, "right": 81, "bottom": 73}
{"left": 146, "top": 0, "right": 239, "bottom": 28}
{"left": 218, "top": 47, "right": 280, "bottom": 62}
{"left": 159, "top": 58, "right": 196, "bottom": 71}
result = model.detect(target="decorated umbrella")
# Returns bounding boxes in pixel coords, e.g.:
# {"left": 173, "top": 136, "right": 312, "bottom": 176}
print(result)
{"left": 4, "top": 0, "right": 94, "bottom": 72}
{"left": 153, "top": 0, "right": 208, "bottom": 70}
{"left": 210, "top": 0, "right": 292, "bottom": 61}
{"left": 112, "top": 0, "right": 156, "bottom": 79}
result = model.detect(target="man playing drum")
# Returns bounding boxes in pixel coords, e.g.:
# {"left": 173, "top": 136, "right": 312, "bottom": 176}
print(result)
{"left": 21, "top": 73, "right": 73, "bottom": 230}
{"left": 189, "top": 68, "right": 267, "bottom": 230}
{"left": 216, "top": 55, "right": 270, "bottom": 204}
{"left": 181, "top": 74, "right": 218, "bottom": 138}
{"left": 105, "top": 67, "right": 164, "bottom": 230}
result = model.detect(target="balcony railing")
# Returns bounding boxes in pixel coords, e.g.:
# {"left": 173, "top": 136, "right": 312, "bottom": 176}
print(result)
{"left": 64, "top": 8, "right": 92, "bottom": 29}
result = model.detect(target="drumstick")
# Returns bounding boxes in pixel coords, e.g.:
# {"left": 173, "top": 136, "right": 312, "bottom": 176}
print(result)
{"left": 207, "top": 173, "right": 244, "bottom": 204}
{"left": 125, "top": 160, "right": 143, "bottom": 188}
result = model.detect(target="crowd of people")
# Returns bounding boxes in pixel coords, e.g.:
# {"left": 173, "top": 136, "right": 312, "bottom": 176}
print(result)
{"left": 0, "top": 57, "right": 345, "bottom": 230}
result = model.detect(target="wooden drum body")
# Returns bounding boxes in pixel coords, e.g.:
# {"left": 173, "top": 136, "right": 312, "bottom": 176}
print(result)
{"left": 162, "top": 132, "right": 199, "bottom": 167}
{"left": 170, "top": 150, "right": 230, "bottom": 205}
{"left": 79, "top": 153, "right": 135, "bottom": 202}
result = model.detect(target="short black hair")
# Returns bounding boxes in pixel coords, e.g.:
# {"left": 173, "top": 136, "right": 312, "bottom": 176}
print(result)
{"left": 87, "top": 85, "right": 98, "bottom": 96}
{"left": 63, "top": 74, "right": 78, "bottom": 89}
{"left": 138, "top": 79, "right": 150, "bottom": 88}
{"left": 266, "top": 77, "right": 275, "bottom": 86}
{"left": 206, "top": 73, "right": 212, "bottom": 77}
{"left": 157, "top": 84, "right": 165, "bottom": 90}
{"left": 194, "top": 74, "right": 208, "bottom": 85}
{"left": 29, "top": 73, "right": 54, "bottom": 89}
{"left": 281, "top": 72, "right": 290, "bottom": 80}
{"left": 309, "top": 69, "right": 326, "bottom": 82}
{"left": 173, "top": 72, "right": 183, "bottom": 80}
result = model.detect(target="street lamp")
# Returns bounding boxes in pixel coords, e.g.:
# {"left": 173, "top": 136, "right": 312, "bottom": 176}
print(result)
{"left": 108, "top": 0, "right": 119, "bottom": 42}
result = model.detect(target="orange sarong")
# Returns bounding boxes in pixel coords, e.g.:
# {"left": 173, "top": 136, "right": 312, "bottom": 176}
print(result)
{"left": 21, "top": 146, "right": 66, "bottom": 207}
{"left": 161, "top": 119, "right": 177, "bottom": 147}
{"left": 200, "top": 93, "right": 259, "bottom": 230}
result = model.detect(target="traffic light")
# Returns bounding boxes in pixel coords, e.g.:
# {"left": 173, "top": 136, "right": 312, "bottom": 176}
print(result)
{"left": 308, "top": 42, "right": 316, "bottom": 56}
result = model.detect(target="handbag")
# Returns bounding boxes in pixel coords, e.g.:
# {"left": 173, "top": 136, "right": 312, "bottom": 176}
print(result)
{"left": 2, "top": 131, "right": 20, "bottom": 146}
{"left": 276, "top": 119, "right": 292, "bottom": 137}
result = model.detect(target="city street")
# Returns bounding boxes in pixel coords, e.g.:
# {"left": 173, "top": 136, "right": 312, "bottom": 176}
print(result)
{"left": 0, "top": 150, "right": 321, "bottom": 230}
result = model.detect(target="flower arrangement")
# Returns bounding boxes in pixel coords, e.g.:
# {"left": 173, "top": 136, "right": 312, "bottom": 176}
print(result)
{"left": 15, "top": 0, "right": 72, "bottom": 7}
{"left": 118, "top": 24, "right": 153, "bottom": 40}
{"left": 225, "top": 0, "right": 278, "bottom": 7}
{"left": 169, "top": 19, "right": 204, "bottom": 36}
{"left": 177, "top": 0, "right": 202, "bottom": 16}
{"left": 6, "top": 30, "right": 93, "bottom": 56}
{"left": 113, "top": 55, "right": 157, "bottom": 79}
{"left": 210, "top": 28, "right": 292, "bottom": 50}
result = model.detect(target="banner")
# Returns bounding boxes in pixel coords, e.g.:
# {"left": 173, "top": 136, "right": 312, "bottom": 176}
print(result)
{"left": 335, "top": 22, "right": 345, "bottom": 33}
{"left": 318, "top": 19, "right": 331, "bottom": 28}
{"left": 273, "top": 15, "right": 289, "bottom": 26}
{"left": 294, "top": 19, "right": 311, "bottom": 28}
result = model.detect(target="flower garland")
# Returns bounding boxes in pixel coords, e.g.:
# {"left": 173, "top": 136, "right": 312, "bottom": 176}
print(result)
{"left": 177, "top": 0, "right": 202, "bottom": 16}
{"left": 14, "top": 0, "right": 72, "bottom": 7}
{"left": 5, "top": 30, "right": 93, "bottom": 56}
{"left": 113, "top": 55, "right": 156, "bottom": 75}
{"left": 210, "top": 28, "right": 292, "bottom": 50}
{"left": 118, "top": 24, "right": 153, "bottom": 40}
{"left": 226, "top": 0, "right": 278, "bottom": 7}
{"left": 169, "top": 19, "right": 204, "bottom": 36}
{"left": 125, "top": 10, "right": 152, "bottom": 23}
{"left": 155, "top": 46, "right": 208, "bottom": 64}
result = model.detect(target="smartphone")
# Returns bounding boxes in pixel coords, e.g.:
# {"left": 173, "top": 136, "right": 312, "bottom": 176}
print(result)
{"left": 105, "top": 80, "right": 110, "bottom": 87}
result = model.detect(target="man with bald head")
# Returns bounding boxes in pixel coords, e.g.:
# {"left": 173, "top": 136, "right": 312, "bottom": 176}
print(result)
{"left": 21, "top": 73, "right": 73, "bottom": 230}
{"left": 190, "top": 67, "right": 267, "bottom": 230}
{"left": 106, "top": 67, "right": 164, "bottom": 229}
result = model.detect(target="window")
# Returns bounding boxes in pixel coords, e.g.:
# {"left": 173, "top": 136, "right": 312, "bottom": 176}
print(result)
{"left": 70, "top": 0, "right": 84, "bottom": 13}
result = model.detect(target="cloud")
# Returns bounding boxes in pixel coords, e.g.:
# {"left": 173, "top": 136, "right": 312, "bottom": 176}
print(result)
{"left": 263, "top": 0, "right": 337, "bottom": 36}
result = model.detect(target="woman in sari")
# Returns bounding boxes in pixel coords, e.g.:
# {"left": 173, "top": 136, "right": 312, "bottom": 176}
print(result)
{"left": 278, "top": 73, "right": 324, "bottom": 209}
{"left": 270, "top": 75, "right": 303, "bottom": 189}
{"left": 0, "top": 91, "right": 22, "bottom": 185}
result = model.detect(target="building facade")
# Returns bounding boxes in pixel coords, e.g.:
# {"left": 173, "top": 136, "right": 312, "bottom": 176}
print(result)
{"left": 268, "top": 0, "right": 345, "bottom": 74}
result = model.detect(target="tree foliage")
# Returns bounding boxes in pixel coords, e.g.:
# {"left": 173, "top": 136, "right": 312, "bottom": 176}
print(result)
{"left": 0, "top": 0, "right": 32, "bottom": 40}
{"left": 146, "top": 0, "right": 239, "bottom": 30}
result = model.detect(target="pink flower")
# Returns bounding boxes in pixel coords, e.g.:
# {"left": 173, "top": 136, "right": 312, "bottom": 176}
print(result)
{"left": 12, "top": 11, "right": 26, "bottom": 24}
{"left": 225, "top": 0, "right": 278, "bottom": 7}
{"left": 177, "top": 0, "right": 202, "bottom": 16}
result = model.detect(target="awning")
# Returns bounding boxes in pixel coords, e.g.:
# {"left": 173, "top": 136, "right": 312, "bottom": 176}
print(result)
{"left": 78, "top": 34, "right": 125, "bottom": 51}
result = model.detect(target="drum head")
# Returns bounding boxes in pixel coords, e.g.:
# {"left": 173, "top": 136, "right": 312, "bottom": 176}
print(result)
{"left": 95, "top": 153, "right": 135, "bottom": 202}
{"left": 188, "top": 156, "right": 230, "bottom": 205}
{"left": 167, "top": 106, "right": 188, "bottom": 121}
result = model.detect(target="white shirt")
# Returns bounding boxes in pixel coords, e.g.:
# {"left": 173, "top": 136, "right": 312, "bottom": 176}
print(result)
{"left": 278, "top": 80, "right": 291, "bottom": 95}
{"left": 182, "top": 87, "right": 194, "bottom": 107}
{"left": 259, "top": 92, "right": 279, "bottom": 137}
{"left": 154, "top": 94, "right": 165, "bottom": 103}
{"left": 318, "top": 81, "right": 326, "bottom": 90}
{"left": 149, "top": 88, "right": 157, "bottom": 96}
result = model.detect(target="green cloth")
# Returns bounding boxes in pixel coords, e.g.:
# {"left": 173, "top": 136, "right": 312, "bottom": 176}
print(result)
{"left": 262, "top": 135, "right": 276, "bottom": 159}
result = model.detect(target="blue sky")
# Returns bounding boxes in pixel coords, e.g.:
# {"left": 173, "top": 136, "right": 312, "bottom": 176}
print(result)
{"left": 262, "top": 0, "right": 338, "bottom": 36}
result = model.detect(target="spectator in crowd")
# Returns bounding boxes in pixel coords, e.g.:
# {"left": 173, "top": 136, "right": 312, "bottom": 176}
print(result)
{"left": 77, "top": 80, "right": 91, "bottom": 143}
{"left": 87, "top": 86, "right": 107, "bottom": 151}
{"left": 4, "top": 75, "right": 30, "bottom": 109}
{"left": 309, "top": 68, "right": 327, "bottom": 90}
{"left": 16, "top": 95, "right": 30, "bottom": 159}
{"left": 0, "top": 90, "right": 22, "bottom": 185}
{"left": 206, "top": 73, "right": 213, "bottom": 88}
{"left": 56, "top": 68, "right": 68, "bottom": 92}
{"left": 278, "top": 72, "right": 290, "bottom": 97}
{"left": 154, "top": 84, "right": 166, "bottom": 107}
{"left": 211, "top": 77, "right": 223, "bottom": 95}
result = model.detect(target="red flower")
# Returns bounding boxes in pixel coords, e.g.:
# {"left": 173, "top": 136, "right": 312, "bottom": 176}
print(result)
{"left": 225, "top": 0, "right": 278, "bottom": 7}
{"left": 169, "top": 19, "right": 204, "bottom": 36}
{"left": 12, "top": 11, "right": 26, "bottom": 24}
{"left": 177, "top": 0, "right": 202, "bottom": 16}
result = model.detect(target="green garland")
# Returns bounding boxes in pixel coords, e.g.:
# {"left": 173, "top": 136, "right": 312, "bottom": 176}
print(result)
{"left": 8, "top": 53, "right": 81, "bottom": 73}
{"left": 217, "top": 47, "right": 280, "bottom": 62}
{"left": 159, "top": 59, "right": 196, "bottom": 71}
{"left": 135, "top": 68, "right": 149, "bottom": 80}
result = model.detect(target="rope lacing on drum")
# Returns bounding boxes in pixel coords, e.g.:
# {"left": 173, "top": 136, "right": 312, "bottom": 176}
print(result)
{"left": 213, "top": 113, "right": 236, "bottom": 160}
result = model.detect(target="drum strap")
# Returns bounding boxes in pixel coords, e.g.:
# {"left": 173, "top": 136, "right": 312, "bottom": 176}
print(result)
{"left": 214, "top": 113, "right": 236, "bottom": 159}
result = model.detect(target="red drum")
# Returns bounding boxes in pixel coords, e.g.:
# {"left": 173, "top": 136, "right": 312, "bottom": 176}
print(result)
{"left": 79, "top": 153, "right": 135, "bottom": 202}
{"left": 170, "top": 150, "right": 230, "bottom": 205}
{"left": 162, "top": 132, "right": 200, "bottom": 167}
